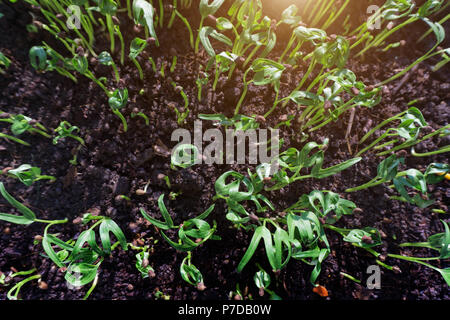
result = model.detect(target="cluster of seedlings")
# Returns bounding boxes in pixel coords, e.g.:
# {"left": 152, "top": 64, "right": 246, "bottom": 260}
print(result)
{"left": 0, "top": 0, "right": 449, "bottom": 300}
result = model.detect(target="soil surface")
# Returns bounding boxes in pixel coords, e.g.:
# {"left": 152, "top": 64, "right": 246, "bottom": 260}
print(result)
{"left": 0, "top": 1, "right": 448, "bottom": 300}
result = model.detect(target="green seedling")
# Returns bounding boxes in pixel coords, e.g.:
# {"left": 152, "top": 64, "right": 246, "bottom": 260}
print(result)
{"left": 235, "top": 58, "right": 285, "bottom": 117}
{"left": 0, "top": 182, "right": 67, "bottom": 226}
{"left": 196, "top": 72, "right": 209, "bottom": 101}
{"left": 347, "top": 157, "right": 448, "bottom": 208}
{"left": 129, "top": 37, "right": 148, "bottom": 80}
{"left": 148, "top": 56, "right": 157, "bottom": 73}
{"left": 211, "top": 51, "right": 238, "bottom": 91}
{"left": 346, "top": 154, "right": 403, "bottom": 192}
{"left": 357, "top": 107, "right": 428, "bottom": 156}
{"left": 39, "top": 44, "right": 78, "bottom": 82}
{"left": 195, "top": 0, "right": 226, "bottom": 53}
{"left": 288, "top": 190, "right": 356, "bottom": 225}
{"left": 0, "top": 112, "right": 51, "bottom": 146}
{"left": 279, "top": 26, "right": 327, "bottom": 64}
{"left": 6, "top": 269, "right": 41, "bottom": 300}
{"left": 114, "top": 25, "right": 126, "bottom": 65}
{"left": 130, "top": 111, "right": 150, "bottom": 126}
{"left": 253, "top": 267, "right": 281, "bottom": 299}
{"left": 265, "top": 139, "right": 361, "bottom": 191}
{"left": 140, "top": 194, "right": 219, "bottom": 252}
{"left": 98, "top": 51, "right": 120, "bottom": 83}
{"left": 71, "top": 54, "right": 109, "bottom": 94}
{"left": 29, "top": 45, "right": 48, "bottom": 72}
{"left": 133, "top": 247, "right": 155, "bottom": 279}
{"left": 108, "top": 88, "right": 129, "bottom": 132}
{"left": 133, "top": 0, "right": 159, "bottom": 46}
{"left": 180, "top": 252, "right": 205, "bottom": 290}
{"left": 99, "top": 0, "right": 118, "bottom": 53}
{"left": 390, "top": 220, "right": 450, "bottom": 286}
{"left": 53, "top": 121, "right": 84, "bottom": 145}
{"left": 3, "top": 164, "right": 55, "bottom": 186}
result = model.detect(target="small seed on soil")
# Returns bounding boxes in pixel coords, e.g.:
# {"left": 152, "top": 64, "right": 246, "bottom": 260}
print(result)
{"left": 148, "top": 269, "right": 156, "bottom": 278}
{"left": 38, "top": 280, "right": 48, "bottom": 290}
{"left": 197, "top": 282, "right": 206, "bottom": 291}
{"left": 361, "top": 235, "right": 373, "bottom": 244}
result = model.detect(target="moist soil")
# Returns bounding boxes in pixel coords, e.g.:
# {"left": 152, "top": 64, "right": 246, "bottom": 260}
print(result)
{"left": 0, "top": 1, "right": 449, "bottom": 300}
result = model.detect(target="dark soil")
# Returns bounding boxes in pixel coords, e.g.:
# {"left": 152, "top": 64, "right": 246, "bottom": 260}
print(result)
{"left": 0, "top": 1, "right": 448, "bottom": 300}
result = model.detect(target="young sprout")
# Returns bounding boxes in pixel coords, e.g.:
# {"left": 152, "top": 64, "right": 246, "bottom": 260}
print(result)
{"left": 3, "top": 164, "right": 56, "bottom": 186}
{"left": 133, "top": 0, "right": 159, "bottom": 46}
{"left": 6, "top": 269, "right": 41, "bottom": 300}
{"left": 195, "top": 0, "right": 226, "bottom": 53}
{"left": 148, "top": 56, "right": 157, "bottom": 73}
{"left": 169, "top": 48, "right": 177, "bottom": 73}
{"left": 346, "top": 154, "right": 403, "bottom": 192}
{"left": 263, "top": 139, "right": 361, "bottom": 191}
{"left": 180, "top": 252, "right": 205, "bottom": 290}
{"left": 389, "top": 220, "right": 450, "bottom": 286}
{"left": 98, "top": 51, "right": 120, "bottom": 83}
{"left": 212, "top": 51, "right": 238, "bottom": 91}
{"left": 71, "top": 54, "right": 109, "bottom": 94}
{"left": 98, "top": 0, "right": 118, "bottom": 53}
{"left": 139, "top": 194, "right": 219, "bottom": 252}
{"left": 0, "top": 182, "right": 67, "bottom": 226}
{"left": 357, "top": 107, "right": 429, "bottom": 156}
{"left": 253, "top": 266, "right": 282, "bottom": 299}
{"left": 114, "top": 25, "right": 126, "bottom": 65}
{"left": 130, "top": 111, "right": 150, "bottom": 126}
{"left": 53, "top": 121, "right": 85, "bottom": 145}
{"left": 196, "top": 71, "right": 209, "bottom": 101}
{"left": 135, "top": 249, "right": 155, "bottom": 279}
{"left": 108, "top": 88, "right": 129, "bottom": 132}
{"left": 29, "top": 46, "right": 47, "bottom": 72}
{"left": 129, "top": 37, "right": 148, "bottom": 80}
{"left": 0, "top": 112, "right": 51, "bottom": 146}
{"left": 235, "top": 58, "right": 285, "bottom": 117}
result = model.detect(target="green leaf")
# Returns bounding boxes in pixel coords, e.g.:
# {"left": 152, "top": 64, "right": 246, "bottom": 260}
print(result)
{"left": 0, "top": 182, "right": 36, "bottom": 222}
{"left": 237, "top": 225, "right": 269, "bottom": 273}
{"left": 99, "top": 218, "right": 128, "bottom": 254}
{"left": 65, "top": 262, "right": 100, "bottom": 287}
{"left": 71, "top": 229, "right": 103, "bottom": 259}
{"left": 72, "top": 55, "right": 89, "bottom": 74}
{"left": 108, "top": 88, "right": 128, "bottom": 110}
{"left": 180, "top": 255, "right": 203, "bottom": 286}
{"left": 254, "top": 269, "right": 271, "bottom": 290}
{"left": 129, "top": 37, "right": 148, "bottom": 59}
{"left": 98, "top": 51, "right": 114, "bottom": 66}
{"left": 215, "top": 171, "right": 254, "bottom": 202}
{"left": 98, "top": 0, "right": 117, "bottom": 15}
{"left": 135, "top": 251, "right": 154, "bottom": 278}
{"left": 0, "top": 213, "right": 34, "bottom": 225}
{"left": 199, "top": 27, "right": 232, "bottom": 57}
{"left": 10, "top": 115, "right": 32, "bottom": 136}
{"left": 280, "top": 4, "right": 301, "bottom": 26}
{"left": 199, "top": 0, "right": 226, "bottom": 18}
{"left": 29, "top": 46, "right": 47, "bottom": 71}
{"left": 133, "top": 0, "right": 158, "bottom": 45}
{"left": 343, "top": 227, "right": 382, "bottom": 248}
